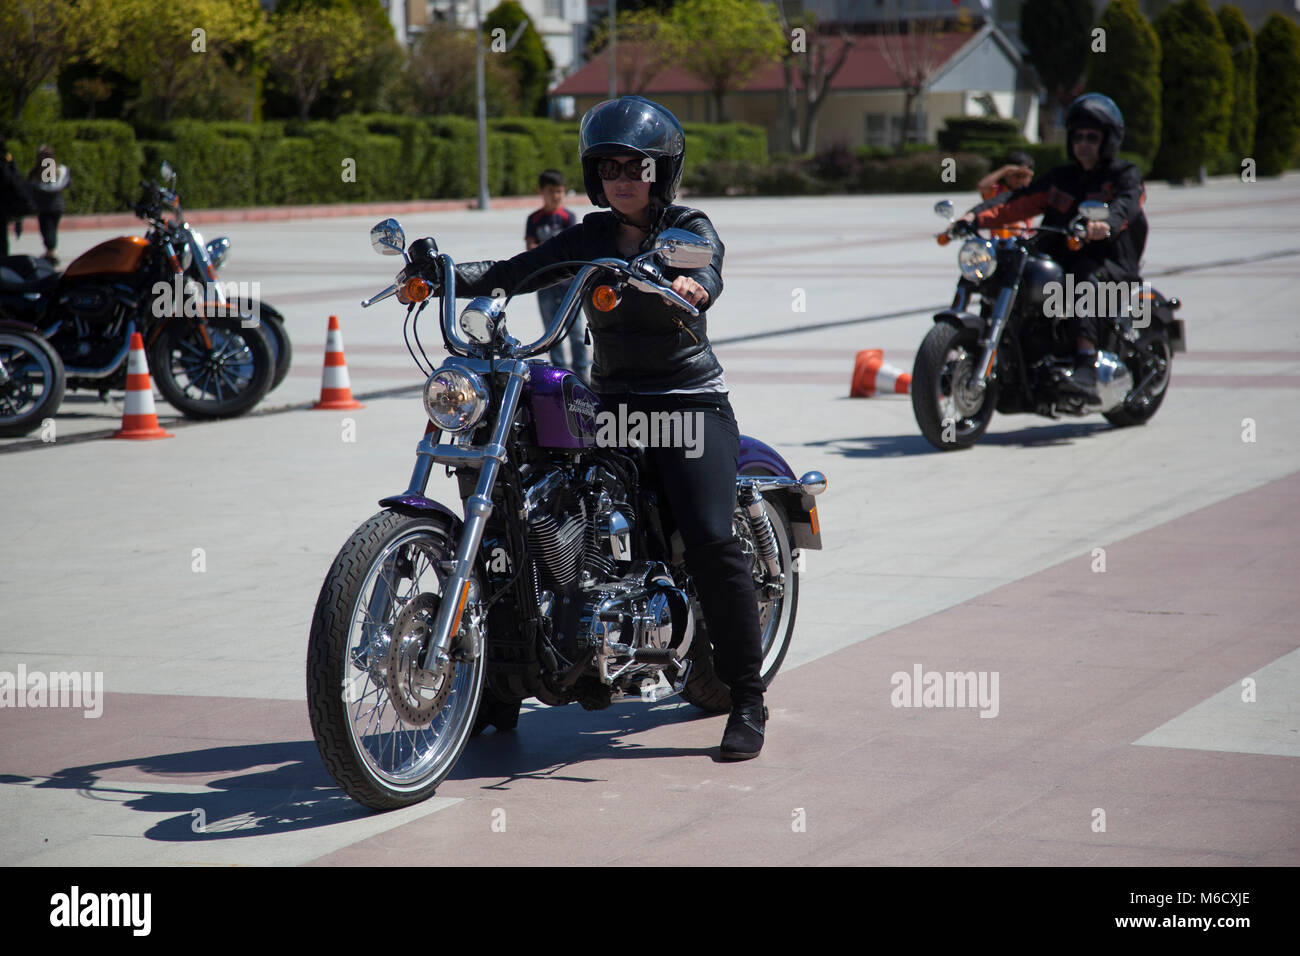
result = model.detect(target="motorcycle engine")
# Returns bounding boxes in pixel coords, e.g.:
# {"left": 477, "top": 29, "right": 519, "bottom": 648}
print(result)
{"left": 50, "top": 283, "right": 135, "bottom": 369}
{"left": 520, "top": 460, "right": 693, "bottom": 706}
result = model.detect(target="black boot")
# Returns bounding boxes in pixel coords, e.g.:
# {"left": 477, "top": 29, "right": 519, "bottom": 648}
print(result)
{"left": 720, "top": 702, "right": 768, "bottom": 760}
{"left": 1060, "top": 351, "right": 1102, "bottom": 405}
{"left": 685, "top": 538, "right": 767, "bottom": 758}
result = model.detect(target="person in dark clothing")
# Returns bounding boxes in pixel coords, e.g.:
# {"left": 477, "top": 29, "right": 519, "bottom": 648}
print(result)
{"left": 401, "top": 96, "right": 770, "bottom": 759}
{"left": 525, "top": 169, "right": 588, "bottom": 379}
{"left": 962, "top": 94, "right": 1147, "bottom": 403}
{"left": 0, "top": 137, "right": 36, "bottom": 258}
{"left": 27, "top": 145, "right": 70, "bottom": 264}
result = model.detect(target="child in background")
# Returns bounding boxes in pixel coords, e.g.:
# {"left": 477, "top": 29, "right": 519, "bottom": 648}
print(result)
{"left": 976, "top": 150, "right": 1035, "bottom": 237}
{"left": 526, "top": 170, "right": 589, "bottom": 381}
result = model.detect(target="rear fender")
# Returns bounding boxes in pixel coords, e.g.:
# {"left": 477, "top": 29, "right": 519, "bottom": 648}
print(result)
{"left": 739, "top": 435, "right": 822, "bottom": 551}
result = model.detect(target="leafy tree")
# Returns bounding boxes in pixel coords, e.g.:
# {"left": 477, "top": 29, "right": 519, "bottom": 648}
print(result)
{"left": 1085, "top": 0, "right": 1161, "bottom": 166}
{"left": 588, "top": 7, "right": 683, "bottom": 97}
{"left": 265, "top": 7, "right": 363, "bottom": 121}
{"left": 1152, "top": 0, "right": 1233, "bottom": 181}
{"left": 484, "top": 1, "right": 554, "bottom": 118}
{"left": 669, "top": 0, "right": 784, "bottom": 122}
{"left": 398, "top": 22, "right": 520, "bottom": 119}
{"left": 84, "top": 0, "right": 266, "bottom": 125}
{"left": 1254, "top": 14, "right": 1300, "bottom": 176}
{"left": 0, "top": 0, "right": 94, "bottom": 126}
{"left": 1020, "top": 0, "right": 1094, "bottom": 141}
{"left": 1217, "top": 5, "right": 1256, "bottom": 162}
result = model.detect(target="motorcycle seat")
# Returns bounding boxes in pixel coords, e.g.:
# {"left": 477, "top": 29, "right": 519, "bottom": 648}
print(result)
{"left": 0, "top": 256, "right": 59, "bottom": 294}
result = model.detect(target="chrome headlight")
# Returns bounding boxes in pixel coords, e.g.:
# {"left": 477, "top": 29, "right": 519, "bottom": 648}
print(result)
{"left": 958, "top": 239, "right": 997, "bottom": 281}
{"left": 422, "top": 368, "right": 488, "bottom": 433}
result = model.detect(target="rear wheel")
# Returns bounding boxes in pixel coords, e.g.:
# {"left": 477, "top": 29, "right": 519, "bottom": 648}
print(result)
{"left": 1105, "top": 327, "right": 1172, "bottom": 427}
{"left": 150, "top": 315, "right": 273, "bottom": 419}
{"left": 912, "top": 322, "right": 997, "bottom": 450}
{"left": 680, "top": 489, "right": 798, "bottom": 714}
{"left": 0, "top": 329, "right": 65, "bottom": 437}
{"left": 248, "top": 302, "right": 292, "bottom": 392}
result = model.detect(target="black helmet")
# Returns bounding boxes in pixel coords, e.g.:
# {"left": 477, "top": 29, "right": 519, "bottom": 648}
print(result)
{"left": 1065, "top": 93, "right": 1125, "bottom": 164}
{"left": 578, "top": 95, "right": 685, "bottom": 208}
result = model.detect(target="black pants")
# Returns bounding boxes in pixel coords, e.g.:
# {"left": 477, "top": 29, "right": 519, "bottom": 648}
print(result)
{"left": 1067, "top": 259, "right": 1139, "bottom": 346}
{"left": 38, "top": 211, "right": 60, "bottom": 253}
{"left": 600, "top": 390, "right": 766, "bottom": 705}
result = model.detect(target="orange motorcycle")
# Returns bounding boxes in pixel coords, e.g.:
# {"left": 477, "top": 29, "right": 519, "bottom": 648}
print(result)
{"left": 0, "top": 164, "right": 273, "bottom": 419}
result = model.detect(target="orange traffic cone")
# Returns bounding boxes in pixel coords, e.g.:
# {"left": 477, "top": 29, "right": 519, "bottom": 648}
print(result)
{"left": 313, "top": 315, "right": 364, "bottom": 410}
{"left": 113, "top": 333, "right": 174, "bottom": 440}
{"left": 850, "top": 349, "right": 911, "bottom": 398}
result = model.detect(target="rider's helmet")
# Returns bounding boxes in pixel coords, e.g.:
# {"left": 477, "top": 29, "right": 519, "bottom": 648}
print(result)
{"left": 578, "top": 96, "right": 686, "bottom": 209}
{"left": 1065, "top": 93, "right": 1125, "bottom": 164}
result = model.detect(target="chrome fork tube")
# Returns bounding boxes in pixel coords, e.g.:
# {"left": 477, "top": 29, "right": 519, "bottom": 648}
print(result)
{"left": 972, "top": 286, "right": 1016, "bottom": 389}
{"left": 418, "top": 361, "right": 529, "bottom": 670}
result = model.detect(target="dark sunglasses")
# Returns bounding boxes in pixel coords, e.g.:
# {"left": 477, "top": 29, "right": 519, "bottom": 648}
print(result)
{"left": 1071, "top": 130, "right": 1103, "bottom": 144}
{"left": 597, "top": 158, "right": 651, "bottom": 182}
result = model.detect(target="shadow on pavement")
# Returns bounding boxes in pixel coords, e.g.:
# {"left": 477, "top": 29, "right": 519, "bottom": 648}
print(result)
{"left": 16, "top": 702, "right": 726, "bottom": 830}
{"left": 810, "top": 421, "right": 1114, "bottom": 457}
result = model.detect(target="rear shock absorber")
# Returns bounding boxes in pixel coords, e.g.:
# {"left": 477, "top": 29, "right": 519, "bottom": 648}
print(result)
{"left": 738, "top": 484, "right": 781, "bottom": 580}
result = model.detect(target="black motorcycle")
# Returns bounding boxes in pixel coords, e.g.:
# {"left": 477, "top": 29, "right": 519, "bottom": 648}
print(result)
{"left": 0, "top": 323, "right": 64, "bottom": 437}
{"left": 912, "top": 199, "right": 1186, "bottom": 450}
{"left": 305, "top": 219, "right": 827, "bottom": 809}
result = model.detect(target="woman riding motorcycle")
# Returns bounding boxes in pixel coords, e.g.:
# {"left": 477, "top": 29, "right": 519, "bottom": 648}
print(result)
{"left": 401, "top": 96, "right": 770, "bottom": 759}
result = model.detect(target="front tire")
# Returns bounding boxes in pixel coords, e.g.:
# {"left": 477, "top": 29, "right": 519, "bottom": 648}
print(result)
{"left": 149, "top": 314, "right": 274, "bottom": 419}
{"left": 679, "top": 489, "right": 799, "bottom": 714}
{"left": 912, "top": 322, "right": 997, "bottom": 450}
{"left": 307, "top": 510, "right": 486, "bottom": 810}
{"left": 0, "top": 329, "right": 65, "bottom": 437}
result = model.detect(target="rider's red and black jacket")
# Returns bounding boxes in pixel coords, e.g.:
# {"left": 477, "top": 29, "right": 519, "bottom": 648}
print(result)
{"left": 970, "top": 158, "right": 1147, "bottom": 280}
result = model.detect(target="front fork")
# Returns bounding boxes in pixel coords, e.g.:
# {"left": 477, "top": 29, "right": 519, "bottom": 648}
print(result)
{"left": 408, "top": 360, "right": 531, "bottom": 672}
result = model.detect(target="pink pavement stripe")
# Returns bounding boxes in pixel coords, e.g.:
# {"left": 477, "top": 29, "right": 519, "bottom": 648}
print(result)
{"left": 300, "top": 467, "right": 1300, "bottom": 866}
{"left": 2, "top": 470, "right": 1296, "bottom": 865}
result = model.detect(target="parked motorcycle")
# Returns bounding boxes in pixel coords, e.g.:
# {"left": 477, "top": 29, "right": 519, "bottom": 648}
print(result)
{"left": 306, "top": 219, "right": 827, "bottom": 810}
{"left": 912, "top": 199, "right": 1186, "bottom": 450}
{"left": 0, "top": 162, "right": 273, "bottom": 419}
{"left": 170, "top": 172, "right": 293, "bottom": 392}
{"left": 0, "top": 322, "right": 65, "bottom": 437}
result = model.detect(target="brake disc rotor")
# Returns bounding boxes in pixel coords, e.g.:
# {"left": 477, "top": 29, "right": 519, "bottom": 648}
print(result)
{"left": 384, "top": 592, "right": 455, "bottom": 726}
{"left": 948, "top": 350, "right": 984, "bottom": 418}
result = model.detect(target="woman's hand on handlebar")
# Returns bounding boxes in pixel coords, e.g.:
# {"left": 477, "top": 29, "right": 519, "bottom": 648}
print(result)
{"left": 1084, "top": 221, "right": 1111, "bottom": 242}
{"left": 670, "top": 275, "right": 708, "bottom": 308}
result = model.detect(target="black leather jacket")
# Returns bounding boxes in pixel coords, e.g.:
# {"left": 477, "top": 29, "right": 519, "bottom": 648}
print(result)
{"left": 971, "top": 158, "right": 1147, "bottom": 280}
{"left": 449, "top": 204, "right": 726, "bottom": 394}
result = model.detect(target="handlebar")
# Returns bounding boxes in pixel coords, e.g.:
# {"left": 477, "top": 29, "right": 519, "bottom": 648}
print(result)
{"left": 361, "top": 252, "right": 701, "bottom": 361}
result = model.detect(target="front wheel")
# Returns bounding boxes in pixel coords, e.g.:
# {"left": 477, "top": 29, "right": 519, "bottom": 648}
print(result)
{"left": 149, "top": 314, "right": 274, "bottom": 419}
{"left": 679, "top": 488, "right": 799, "bottom": 713}
{"left": 911, "top": 322, "right": 998, "bottom": 451}
{"left": 307, "top": 510, "right": 486, "bottom": 810}
{"left": 1104, "top": 327, "right": 1172, "bottom": 427}
{"left": 0, "top": 329, "right": 65, "bottom": 437}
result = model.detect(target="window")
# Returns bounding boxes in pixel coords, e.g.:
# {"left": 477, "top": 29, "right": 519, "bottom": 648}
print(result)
{"left": 864, "top": 112, "right": 927, "bottom": 147}
{"left": 544, "top": 0, "right": 563, "bottom": 17}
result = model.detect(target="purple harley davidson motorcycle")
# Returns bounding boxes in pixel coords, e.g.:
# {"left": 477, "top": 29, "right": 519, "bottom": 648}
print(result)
{"left": 306, "top": 218, "right": 826, "bottom": 810}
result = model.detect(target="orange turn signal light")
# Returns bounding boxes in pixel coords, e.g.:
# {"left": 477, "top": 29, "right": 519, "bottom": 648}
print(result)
{"left": 936, "top": 233, "right": 951, "bottom": 246}
{"left": 592, "top": 285, "right": 620, "bottom": 312}
{"left": 403, "top": 276, "right": 431, "bottom": 302}
{"left": 1066, "top": 237, "right": 1083, "bottom": 251}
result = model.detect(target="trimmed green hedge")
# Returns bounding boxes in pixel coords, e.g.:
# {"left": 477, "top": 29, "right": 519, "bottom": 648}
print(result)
{"left": 4, "top": 116, "right": 770, "bottom": 213}
{"left": 7, "top": 121, "right": 143, "bottom": 215}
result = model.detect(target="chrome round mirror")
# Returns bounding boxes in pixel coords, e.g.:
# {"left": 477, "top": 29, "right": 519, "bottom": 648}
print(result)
{"left": 160, "top": 161, "right": 175, "bottom": 182}
{"left": 934, "top": 199, "right": 954, "bottom": 220}
{"left": 370, "top": 218, "right": 406, "bottom": 256}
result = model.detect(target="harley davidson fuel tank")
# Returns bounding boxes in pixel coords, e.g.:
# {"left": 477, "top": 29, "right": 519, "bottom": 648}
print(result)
{"left": 63, "top": 236, "right": 149, "bottom": 280}
{"left": 528, "top": 365, "right": 603, "bottom": 449}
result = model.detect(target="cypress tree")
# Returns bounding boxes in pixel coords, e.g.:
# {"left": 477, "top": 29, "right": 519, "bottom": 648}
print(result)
{"left": 1085, "top": 0, "right": 1161, "bottom": 166}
